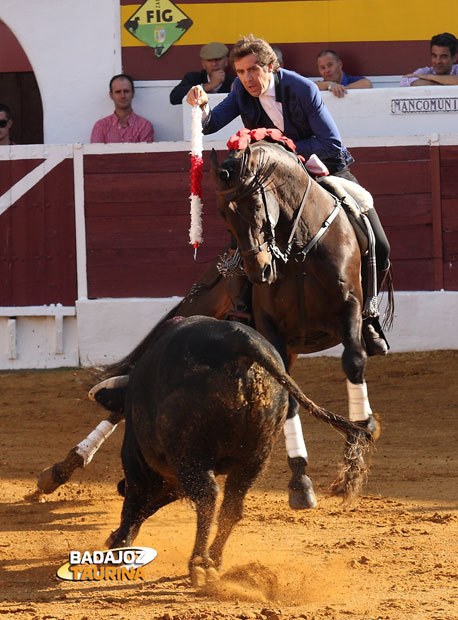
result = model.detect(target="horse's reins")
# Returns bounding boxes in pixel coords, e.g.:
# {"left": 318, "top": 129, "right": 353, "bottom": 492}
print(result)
{"left": 240, "top": 171, "right": 343, "bottom": 264}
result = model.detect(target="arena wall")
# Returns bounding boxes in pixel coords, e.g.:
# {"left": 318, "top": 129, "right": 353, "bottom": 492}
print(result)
{"left": 1, "top": 134, "right": 458, "bottom": 368}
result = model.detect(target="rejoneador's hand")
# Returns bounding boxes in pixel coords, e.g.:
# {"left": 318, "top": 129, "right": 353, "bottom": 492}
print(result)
{"left": 186, "top": 85, "right": 209, "bottom": 107}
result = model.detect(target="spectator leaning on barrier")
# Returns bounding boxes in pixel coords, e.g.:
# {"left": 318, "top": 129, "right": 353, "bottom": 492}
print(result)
{"left": 169, "top": 42, "right": 234, "bottom": 105}
{"left": 400, "top": 32, "right": 458, "bottom": 87}
{"left": 316, "top": 50, "right": 372, "bottom": 98}
{"left": 0, "top": 103, "right": 14, "bottom": 145}
{"left": 90, "top": 74, "right": 154, "bottom": 143}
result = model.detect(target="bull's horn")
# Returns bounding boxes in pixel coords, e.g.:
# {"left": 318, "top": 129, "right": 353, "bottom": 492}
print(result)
{"left": 88, "top": 375, "right": 130, "bottom": 401}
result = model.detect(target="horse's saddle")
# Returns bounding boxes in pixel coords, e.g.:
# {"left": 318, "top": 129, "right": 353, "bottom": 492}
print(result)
{"left": 317, "top": 176, "right": 372, "bottom": 256}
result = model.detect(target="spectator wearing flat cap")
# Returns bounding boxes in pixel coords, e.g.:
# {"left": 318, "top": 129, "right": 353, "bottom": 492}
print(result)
{"left": 169, "top": 42, "right": 234, "bottom": 105}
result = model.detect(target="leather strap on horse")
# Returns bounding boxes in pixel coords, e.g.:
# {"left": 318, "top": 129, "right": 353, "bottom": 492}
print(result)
{"left": 297, "top": 198, "right": 343, "bottom": 260}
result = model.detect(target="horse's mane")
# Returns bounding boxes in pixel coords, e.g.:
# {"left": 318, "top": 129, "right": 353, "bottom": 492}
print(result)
{"left": 222, "top": 140, "right": 302, "bottom": 203}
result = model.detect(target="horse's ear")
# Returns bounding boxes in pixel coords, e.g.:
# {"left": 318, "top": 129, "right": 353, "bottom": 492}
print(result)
{"left": 210, "top": 149, "right": 232, "bottom": 185}
{"left": 210, "top": 149, "right": 219, "bottom": 172}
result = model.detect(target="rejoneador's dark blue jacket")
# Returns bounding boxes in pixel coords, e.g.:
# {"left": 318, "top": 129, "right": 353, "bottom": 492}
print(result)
{"left": 203, "top": 68, "right": 353, "bottom": 172}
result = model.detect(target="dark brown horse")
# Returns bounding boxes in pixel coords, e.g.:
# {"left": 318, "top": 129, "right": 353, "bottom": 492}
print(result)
{"left": 36, "top": 139, "right": 381, "bottom": 508}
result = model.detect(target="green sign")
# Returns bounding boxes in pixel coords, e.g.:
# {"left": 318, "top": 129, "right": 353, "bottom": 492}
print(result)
{"left": 124, "top": 0, "right": 193, "bottom": 58}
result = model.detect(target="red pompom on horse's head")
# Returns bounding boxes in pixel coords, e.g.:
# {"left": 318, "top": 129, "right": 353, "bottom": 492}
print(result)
{"left": 226, "top": 128, "right": 303, "bottom": 160}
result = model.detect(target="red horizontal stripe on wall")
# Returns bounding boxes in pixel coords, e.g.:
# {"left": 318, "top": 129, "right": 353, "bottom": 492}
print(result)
{"left": 123, "top": 41, "right": 427, "bottom": 81}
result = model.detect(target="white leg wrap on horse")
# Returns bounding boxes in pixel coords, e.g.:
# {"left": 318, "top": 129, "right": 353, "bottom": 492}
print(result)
{"left": 347, "top": 380, "right": 372, "bottom": 422}
{"left": 283, "top": 415, "right": 308, "bottom": 460}
{"left": 75, "top": 420, "right": 117, "bottom": 466}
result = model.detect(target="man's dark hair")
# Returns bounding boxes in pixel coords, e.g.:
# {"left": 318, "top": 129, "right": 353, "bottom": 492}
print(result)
{"left": 109, "top": 73, "right": 135, "bottom": 92}
{"left": 230, "top": 34, "right": 280, "bottom": 72}
{"left": 0, "top": 103, "right": 12, "bottom": 120}
{"left": 430, "top": 32, "right": 458, "bottom": 56}
{"left": 317, "top": 49, "right": 340, "bottom": 61}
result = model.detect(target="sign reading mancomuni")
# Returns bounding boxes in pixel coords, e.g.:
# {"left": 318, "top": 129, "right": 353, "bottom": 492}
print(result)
{"left": 124, "top": 0, "right": 193, "bottom": 57}
{"left": 391, "top": 97, "right": 458, "bottom": 114}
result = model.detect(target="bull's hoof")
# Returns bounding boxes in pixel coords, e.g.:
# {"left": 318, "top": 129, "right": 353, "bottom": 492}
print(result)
{"left": 190, "top": 564, "right": 219, "bottom": 588}
{"left": 106, "top": 530, "right": 127, "bottom": 549}
{"left": 191, "top": 565, "right": 207, "bottom": 588}
{"left": 288, "top": 477, "right": 317, "bottom": 510}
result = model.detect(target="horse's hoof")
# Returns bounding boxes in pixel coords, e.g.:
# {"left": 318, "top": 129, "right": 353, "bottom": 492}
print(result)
{"left": 36, "top": 465, "right": 61, "bottom": 494}
{"left": 24, "top": 489, "right": 45, "bottom": 503}
{"left": 288, "top": 483, "right": 317, "bottom": 510}
{"left": 356, "top": 413, "right": 381, "bottom": 441}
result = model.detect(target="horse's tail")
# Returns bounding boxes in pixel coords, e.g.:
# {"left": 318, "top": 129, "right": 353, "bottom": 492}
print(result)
{"left": 381, "top": 263, "right": 395, "bottom": 331}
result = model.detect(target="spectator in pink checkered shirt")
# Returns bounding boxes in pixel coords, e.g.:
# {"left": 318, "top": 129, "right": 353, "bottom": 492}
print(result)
{"left": 90, "top": 74, "right": 154, "bottom": 143}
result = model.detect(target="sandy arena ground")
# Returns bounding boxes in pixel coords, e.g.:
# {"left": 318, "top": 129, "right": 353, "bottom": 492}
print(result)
{"left": 1, "top": 351, "right": 457, "bottom": 620}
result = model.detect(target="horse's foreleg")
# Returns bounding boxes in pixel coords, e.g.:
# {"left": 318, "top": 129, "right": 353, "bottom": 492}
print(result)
{"left": 285, "top": 398, "right": 317, "bottom": 509}
{"left": 285, "top": 354, "right": 316, "bottom": 509}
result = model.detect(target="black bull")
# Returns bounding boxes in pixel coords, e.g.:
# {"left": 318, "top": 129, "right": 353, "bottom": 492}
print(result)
{"left": 87, "top": 316, "right": 369, "bottom": 584}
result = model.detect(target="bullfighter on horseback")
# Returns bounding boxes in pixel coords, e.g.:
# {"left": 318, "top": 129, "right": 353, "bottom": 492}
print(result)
{"left": 186, "top": 34, "right": 391, "bottom": 357}
{"left": 35, "top": 35, "right": 391, "bottom": 512}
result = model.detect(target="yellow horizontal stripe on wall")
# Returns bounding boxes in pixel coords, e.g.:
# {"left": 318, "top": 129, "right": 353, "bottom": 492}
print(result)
{"left": 121, "top": 2, "right": 457, "bottom": 47}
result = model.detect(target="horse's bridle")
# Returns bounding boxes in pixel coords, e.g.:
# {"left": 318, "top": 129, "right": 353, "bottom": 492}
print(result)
{"left": 219, "top": 154, "right": 343, "bottom": 267}
{"left": 240, "top": 172, "right": 343, "bottom": 265}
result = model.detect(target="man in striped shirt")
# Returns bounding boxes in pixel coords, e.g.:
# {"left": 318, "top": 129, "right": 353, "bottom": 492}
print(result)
{"left": 90, "top": 74, "right": 154, "bottom": 143}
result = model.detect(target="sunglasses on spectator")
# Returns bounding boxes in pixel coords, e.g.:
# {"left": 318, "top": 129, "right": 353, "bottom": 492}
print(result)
{"left": 0, "top": 119, "right": 9, "bottom": 128}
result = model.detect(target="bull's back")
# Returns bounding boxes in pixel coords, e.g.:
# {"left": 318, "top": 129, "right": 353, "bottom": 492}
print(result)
{"left": 125, "top": 317, "right": 289, "bottom": 475}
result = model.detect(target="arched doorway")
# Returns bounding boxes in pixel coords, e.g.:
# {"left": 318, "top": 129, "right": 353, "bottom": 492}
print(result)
{"left": 0, "top": 19, "right": 43, "bottom": 144}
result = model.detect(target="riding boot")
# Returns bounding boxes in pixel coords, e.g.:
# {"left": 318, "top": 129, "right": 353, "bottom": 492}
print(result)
{"left": 226, "top": 280, "right": 253, "bottom": 325}
{"left": 362, "top": 266, "right": 391, "bottom": 356}
{"left": 362, "top": 317, "right": 388, "bottom": 356}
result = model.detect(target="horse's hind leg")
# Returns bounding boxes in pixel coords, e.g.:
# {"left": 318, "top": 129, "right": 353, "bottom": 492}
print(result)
{"left": 340, "top": 300, "right": 375, "bottom": 432}
{"left": 329, "top": 299, "right": 376, "bottom": 499}
{"left": 340, "top": 301, "right": 379, "bottom": 437}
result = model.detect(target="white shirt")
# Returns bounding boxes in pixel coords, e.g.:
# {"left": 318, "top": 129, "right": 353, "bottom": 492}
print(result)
{"left": 259, "top": 74, "right": 284, "bottom": 131}
{"left": 206, "top": 73, "right": 223, "bottom": 93}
